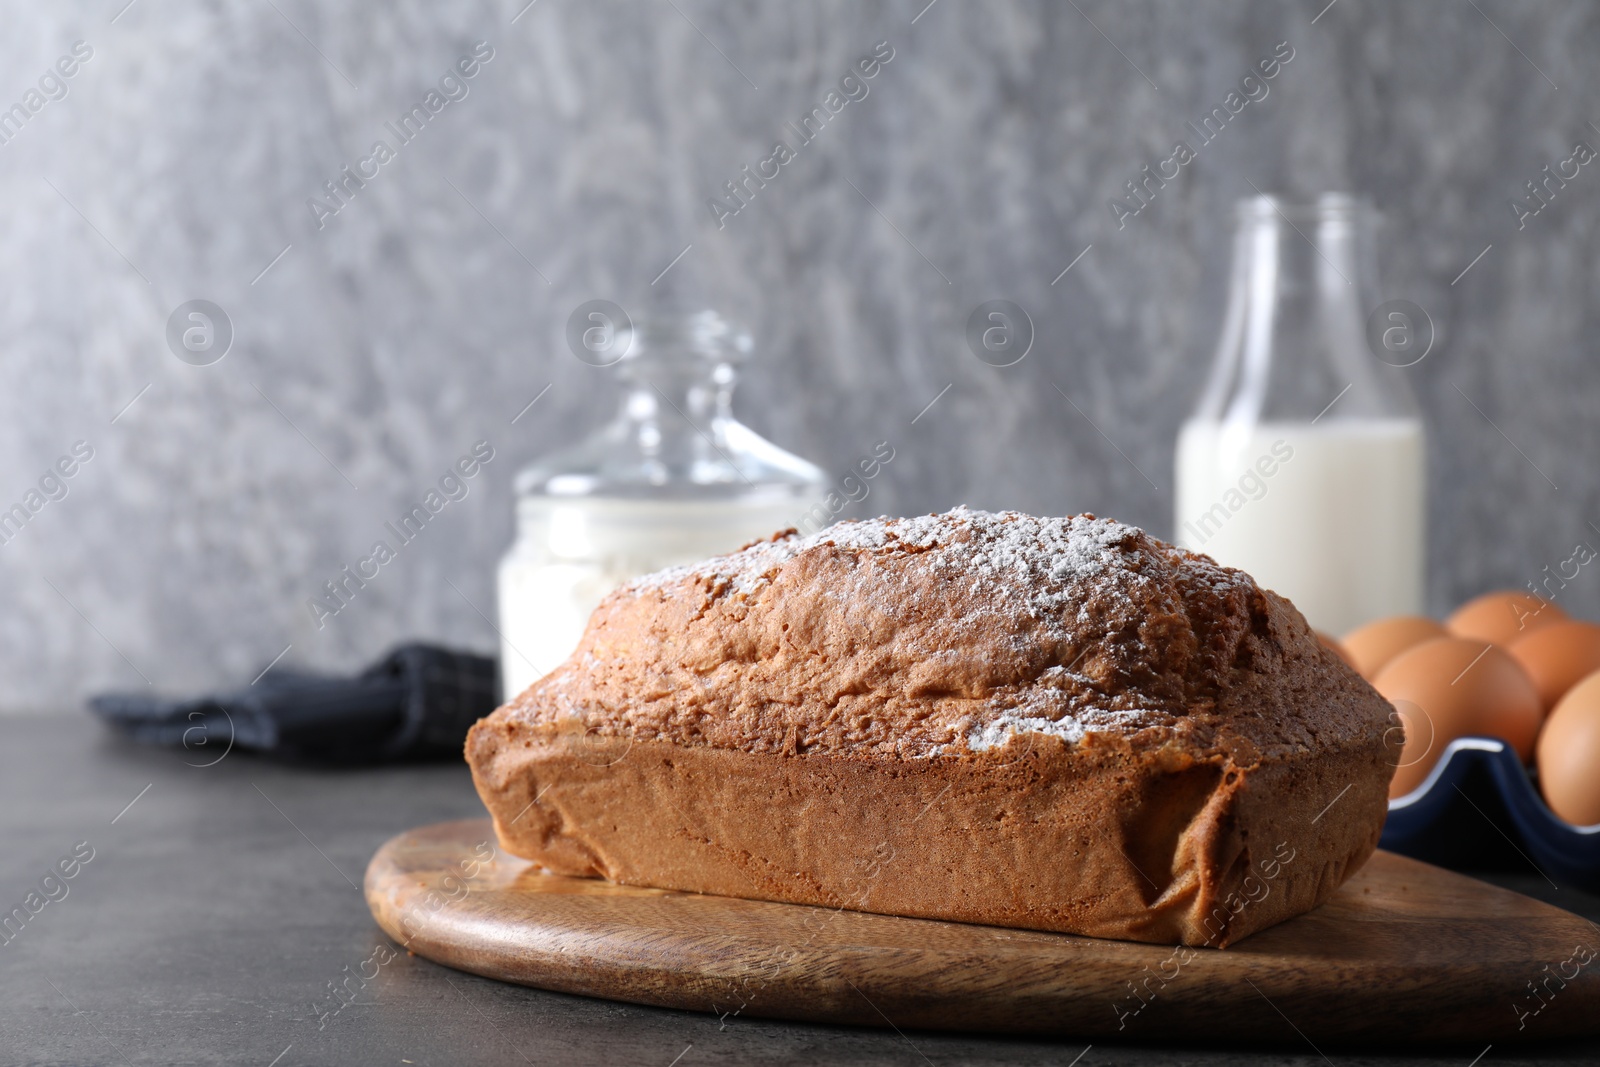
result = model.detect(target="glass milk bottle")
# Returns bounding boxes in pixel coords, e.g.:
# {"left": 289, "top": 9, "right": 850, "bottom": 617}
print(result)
{"left": 1174, "top": 194, "right": 1426, "bottom": 636}
{"left": 497, "top": 309, "right": 827, "bottom": 698}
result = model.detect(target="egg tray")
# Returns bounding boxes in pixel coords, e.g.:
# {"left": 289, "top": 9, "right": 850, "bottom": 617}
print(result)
{"left": 1381, "top": 736, "right": 1600, "bottom": 891}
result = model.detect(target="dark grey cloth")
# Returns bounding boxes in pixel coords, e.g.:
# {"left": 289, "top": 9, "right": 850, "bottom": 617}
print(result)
{"left": 89, "top": 644, "right": 498, "bottom": 763}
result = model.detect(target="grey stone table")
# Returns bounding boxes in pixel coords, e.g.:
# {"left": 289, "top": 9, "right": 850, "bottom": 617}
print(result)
{"left": 3, "top": 712, "right": 1599, "bottom": 1067}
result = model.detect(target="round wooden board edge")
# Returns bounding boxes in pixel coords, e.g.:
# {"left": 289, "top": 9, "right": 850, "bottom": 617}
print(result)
{"left": 364, "top": 819, "right": 1600, "bottom": 1044}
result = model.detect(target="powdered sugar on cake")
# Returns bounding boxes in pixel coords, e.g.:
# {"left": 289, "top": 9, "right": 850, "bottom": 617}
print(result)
{"left": 624, "top": 507, "right": 1163, "bottom": 656}
{"left": 602, "top": 507, "right": 1261, "bottom": 756}
{"left": 628, "top": 505, "right": 1147, "bottom": 613}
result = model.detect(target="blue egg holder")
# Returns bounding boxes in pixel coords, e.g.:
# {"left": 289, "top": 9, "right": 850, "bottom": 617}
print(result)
{"left": 1380, "top": 736, "right": 1600, "bottom": 892}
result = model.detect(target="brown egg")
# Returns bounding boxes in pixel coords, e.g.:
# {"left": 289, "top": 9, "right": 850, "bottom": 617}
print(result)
{"left": 1315, "top": 630, "right": 1353, "bottom": 667}
{"left": 1507, "top": 620, "right": 1600, "bottom": 712}
{"left": 1446, "top": 590, "right": 1566, "bottom": 647}
{"left": 1537, "top": 670, "right": 1600, "bottom": 826}
{"left": 1372, "top": 636, "right": 1543, "bottom": 798}
{"left": 1341, "top": 616, "right": 1448, "bottom": 680}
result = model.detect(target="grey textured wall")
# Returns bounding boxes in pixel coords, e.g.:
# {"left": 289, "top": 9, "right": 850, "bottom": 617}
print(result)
{"left": 2, "top": 0, "right": 1597, "bottom": 711}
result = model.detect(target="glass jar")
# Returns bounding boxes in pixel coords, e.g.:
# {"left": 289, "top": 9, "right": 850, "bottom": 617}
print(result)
{"left": 497, "top": 310, "right": 827, "bottom": 698}
{"left": 1174, "top": 194, "right": 1427, "bottom": 636}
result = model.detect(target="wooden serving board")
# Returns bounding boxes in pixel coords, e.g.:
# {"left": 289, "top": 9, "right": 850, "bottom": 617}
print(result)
{"left": 366, "top": 819, "right": 1600, "bottom": 1043}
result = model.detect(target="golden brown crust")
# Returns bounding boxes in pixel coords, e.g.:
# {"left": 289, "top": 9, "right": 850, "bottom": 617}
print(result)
{"left": 467, "top": 508, "right": 1396, "bottom": 946}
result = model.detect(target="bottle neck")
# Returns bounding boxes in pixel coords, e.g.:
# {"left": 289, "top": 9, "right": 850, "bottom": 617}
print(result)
{"left": 511, "top": 308, "right": 827, "bottom": 505}
{"left": 618, "top": 360, "right": 735, "bottom": 439}
{"left": 1193, "top": 195, "right": 1418, "bottom": 426}
{"left": 617, "top": 356, "right": 736, "bottom": 457}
